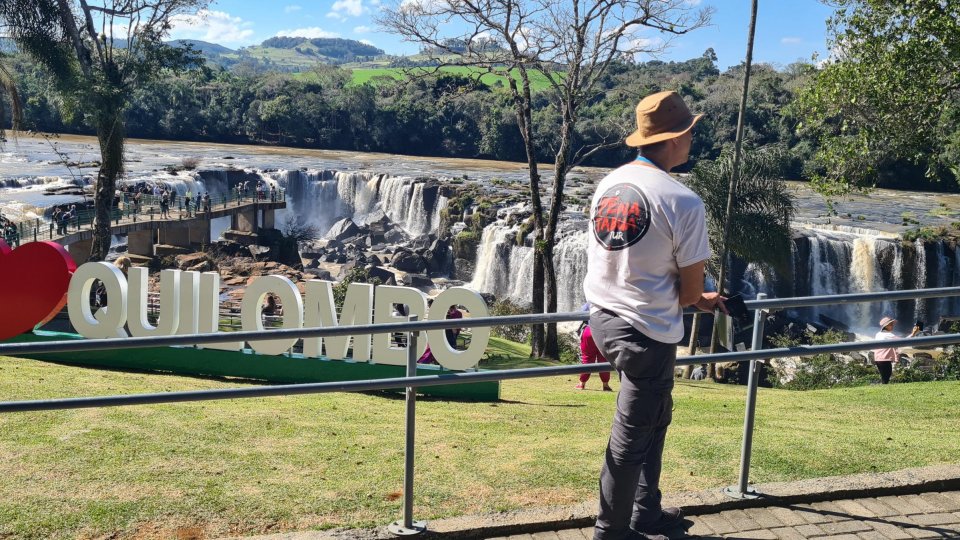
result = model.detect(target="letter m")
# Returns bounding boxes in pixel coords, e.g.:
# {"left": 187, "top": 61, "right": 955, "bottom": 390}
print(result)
{"left": 303, "top": 280, "right": 373, "bottom": 361}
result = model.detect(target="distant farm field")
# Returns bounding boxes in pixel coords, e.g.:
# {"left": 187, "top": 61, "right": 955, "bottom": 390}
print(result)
{"left": 294, "top": 66, "right": 559, "bottom": 92}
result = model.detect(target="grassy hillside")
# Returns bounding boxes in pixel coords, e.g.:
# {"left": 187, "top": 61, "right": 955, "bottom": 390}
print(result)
{"left": 290, "top": 65, "right": 559, "bottom": 92}
{"left": 0, "top": 353, "right": 957, "bottom": 539}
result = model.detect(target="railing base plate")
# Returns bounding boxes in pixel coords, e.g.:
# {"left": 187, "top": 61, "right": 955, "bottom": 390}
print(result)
{"left": 388, "top": 520, "right": 427, "bottom": 536}
{"left": 722, "top": 485, "right": 761, "bottom": 499}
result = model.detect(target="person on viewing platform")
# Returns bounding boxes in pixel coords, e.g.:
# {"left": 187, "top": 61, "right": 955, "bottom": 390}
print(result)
{"left": 584, "top": 90, "right": 726, "bottom": 540}
{"left": 872, "top": 316, "right": 920, "bottom": 384}
{"left": 184, "top": 190, "right": 193, "bottom": 216}
{"left": 159, "top": 190, "right": 170, "bottom": 219}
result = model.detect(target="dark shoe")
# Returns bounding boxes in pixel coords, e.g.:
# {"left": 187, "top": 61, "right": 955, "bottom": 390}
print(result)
{"left": 637, "top": 507, "right": 685, "bottom": 534}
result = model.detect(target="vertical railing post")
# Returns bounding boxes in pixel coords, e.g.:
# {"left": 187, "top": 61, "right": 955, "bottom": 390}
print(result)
{"left": 724, "top": 292, "right": 767, "bottom": 499}
{"left": 388, "top": 315, "right": 427, "bottom": 536}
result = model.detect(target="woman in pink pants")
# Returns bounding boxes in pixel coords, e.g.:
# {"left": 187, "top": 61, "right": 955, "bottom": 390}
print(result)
{"left": 575, "top": 325, "right": 612, "bottom": 391}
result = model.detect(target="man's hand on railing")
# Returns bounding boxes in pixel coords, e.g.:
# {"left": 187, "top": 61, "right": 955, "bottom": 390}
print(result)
{"left": 695, "top": 292, "right": 728, "bottom": 314}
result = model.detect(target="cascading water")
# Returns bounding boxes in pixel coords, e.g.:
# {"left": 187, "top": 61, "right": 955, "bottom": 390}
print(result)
{"left": 470, "top": 220, "right": 960, "bottom": 334}
{"left": 469, "top": 216, "right": 589, "bottom": 312}
{"left": 269, "top": 170, "right": 441, "bottom": 238}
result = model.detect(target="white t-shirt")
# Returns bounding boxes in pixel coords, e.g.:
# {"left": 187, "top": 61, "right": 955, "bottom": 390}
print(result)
{"left": 583, "top": 162, "right": 711, "bottom": 344}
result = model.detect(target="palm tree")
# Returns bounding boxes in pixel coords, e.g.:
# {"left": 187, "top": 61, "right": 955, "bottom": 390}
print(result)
{"left": 682, "top": 145, "right": 795, "bottom": 375}
{"left": 0, "top": 0, "right": 206, "bottom": 261}
{"left": 0, "top": 53, "right": 22, "bottom": 140}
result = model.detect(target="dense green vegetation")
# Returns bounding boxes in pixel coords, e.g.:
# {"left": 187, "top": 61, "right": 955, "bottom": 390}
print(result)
{"left": 0, "top": 49, "right": 822, "bottom": 174}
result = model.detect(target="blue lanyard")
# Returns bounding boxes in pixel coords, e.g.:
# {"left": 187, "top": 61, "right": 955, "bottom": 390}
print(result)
{"left": 634, "top": 155, "right": 662, "bottom": 170}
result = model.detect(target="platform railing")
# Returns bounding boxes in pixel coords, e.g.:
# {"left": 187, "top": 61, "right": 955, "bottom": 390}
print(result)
{"left": 1, "top": 286, "right": 960, "bottom": 534}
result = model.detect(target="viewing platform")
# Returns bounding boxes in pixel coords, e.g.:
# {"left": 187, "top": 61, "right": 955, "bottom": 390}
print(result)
{"left": 2, "top": 192, "right": 286, "bottom": 263}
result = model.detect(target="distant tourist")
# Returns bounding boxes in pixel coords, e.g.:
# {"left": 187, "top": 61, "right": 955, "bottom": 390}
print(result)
{"left": 261, "top": 294, "right": 281, "bottom": 320}
{"left": 576, "top": 324, "right": 613, "bottom": 391}
{"left": 160, "top": 190, "right": 170, "bottom": 219}
{"left": 575, "top": 304, "right": 612, "bottom": 391}
{"left": 114, "top": 256, "right": 131, "bottom": 276}
{"left": 872, "top": 316, "right": 920, "bottom": 384}
{"left": 270, "top": 185, "right": 277, "bottom": 202}
{"left": 445, "top": 304, "right": 463, "bottom": 349}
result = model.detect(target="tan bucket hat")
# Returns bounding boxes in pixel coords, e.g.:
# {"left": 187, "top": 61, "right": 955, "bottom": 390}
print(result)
{"left": 879, "top": 316, "right": 896, "bottom": 329}
{"left": 625, "top": 90, "right": 703, "bottom": 147}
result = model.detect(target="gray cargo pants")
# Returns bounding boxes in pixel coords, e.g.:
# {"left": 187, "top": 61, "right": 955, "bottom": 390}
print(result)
{"left": 589, "top": 309, "right": 677, "bottom": 540}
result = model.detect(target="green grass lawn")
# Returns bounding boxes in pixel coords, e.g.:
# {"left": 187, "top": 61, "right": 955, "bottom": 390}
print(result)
{"left": 0, "top": 353, "right": 958, "bottom": 539}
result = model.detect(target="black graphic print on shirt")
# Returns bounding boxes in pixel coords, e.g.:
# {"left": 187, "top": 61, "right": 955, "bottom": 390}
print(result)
{"left": 592, "top": 183, "right": 651, "bottom": 251}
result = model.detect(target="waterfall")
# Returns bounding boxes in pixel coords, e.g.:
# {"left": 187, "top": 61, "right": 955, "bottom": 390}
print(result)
{"left": 469, "top": 225, "right": 516, "bottom": 295}
{"left": 266, "top": 170, "right": 441, "bottom": 238}
{"left": 469, "top": 222, "right": 588, "bottom": 312}
{"left": 554, "top": 231, "right": 589, "bottom": 311}
{"left": 914, "top": 239, "right": 927, "bottom": 323}
{"left": 849, "top": 236, "right": 884, "bottom": 329}
{"left": 741, "top": 263, "right": 770, "bottom": 300}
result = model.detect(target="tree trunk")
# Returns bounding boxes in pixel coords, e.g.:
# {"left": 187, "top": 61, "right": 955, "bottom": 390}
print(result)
{"left": 538, "top": 104, "right": 575, "bottom": 361}
{"left": 90, "top": 109, "right": 125, "bottom": 262}
{"left": 709, "top": 0, "right": 758, "bottom": 369}
{"left": 542, "top": 240, "right": 559, "bottom": 359}
{"left": 506, "top": 75, "right": 545, "bottom": 357}
{"left": 530, "top": 242, "right": 546, "bottom": 357}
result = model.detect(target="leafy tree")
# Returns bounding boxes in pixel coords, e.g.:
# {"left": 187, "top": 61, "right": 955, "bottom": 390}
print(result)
{"left": 379, "top": 0, "right": 711, "bottom": 358}
{"left": 793, "top": 0, "right": 960, "bottom": 195}
{"left": 0, "top": 0, "right": 208, "bottom": 260}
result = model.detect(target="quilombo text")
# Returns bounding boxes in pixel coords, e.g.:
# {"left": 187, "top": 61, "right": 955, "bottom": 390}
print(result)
{"left": 67, "top": 262, "right": 490, "bottom": 370}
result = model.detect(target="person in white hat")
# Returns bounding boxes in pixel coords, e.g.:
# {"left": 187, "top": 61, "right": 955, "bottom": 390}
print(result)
{"left": 584, "top": 91, "right": 726, "bottom": 540}
{"left": 872, "top": 316, "right": 920, "bottom": 384}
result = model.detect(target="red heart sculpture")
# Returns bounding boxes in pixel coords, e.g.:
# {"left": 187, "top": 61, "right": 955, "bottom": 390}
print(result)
{"left": 0, "top": 240, "right": 77, "bottom": 340}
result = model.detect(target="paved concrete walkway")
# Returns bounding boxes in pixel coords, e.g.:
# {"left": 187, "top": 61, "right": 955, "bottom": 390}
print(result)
{"left": 231, "top": 465, "right": 960, "bottom": 540}
{"left": 495, "top": 491, "right": 960, "bottom": 539}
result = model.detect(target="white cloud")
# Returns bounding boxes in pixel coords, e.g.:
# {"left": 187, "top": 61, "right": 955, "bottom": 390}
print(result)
{"left": 331, "top": 0, "right": 367, "bottom": 18}
{"left": 169, "top": 9, "right": 255, "bottom": 44}
{"left": 284, "top": 5, "right": 302, "bottom": 13}
{"left": 354, "top": 25, "right": 372, "bottom": 34}
{"left": 632, "top": 37, "right": 665, "bottom": 49}
{"left": 275, "top": 27, "right": 341, "bottom": 39}
{"left": 359, "top": 39, "right": 375, "bottom": 46}
{"left": 781, "top": 37, "right": 803, "bottom": 45}
{"left": 327, "top": 12, "right": 346, "bottom": 21}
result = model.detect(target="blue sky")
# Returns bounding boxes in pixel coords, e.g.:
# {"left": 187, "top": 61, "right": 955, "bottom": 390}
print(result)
{"left": 168, "top": 0, "right": 837, "bottom": 70}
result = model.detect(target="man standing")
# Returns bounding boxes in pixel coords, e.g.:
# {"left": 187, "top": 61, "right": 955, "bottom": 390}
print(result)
{"left": 584, "top": 91, "right": 725, "bottom": 540}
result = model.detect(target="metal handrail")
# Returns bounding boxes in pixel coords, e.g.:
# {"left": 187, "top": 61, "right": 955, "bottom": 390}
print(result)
{"left": 3, "top": 188, "right": 286, "bottom": 243}
{"left": 0, "top": 332, "right": 957, "bottom": 414}
{"left": 4, "top": 285, "right": 960, "bottom": 355}
{"left": 2, "top": 285, "right": 960, "bottom": 533}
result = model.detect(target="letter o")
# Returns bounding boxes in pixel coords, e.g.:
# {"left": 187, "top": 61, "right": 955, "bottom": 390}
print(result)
{"left": 241, "top": 275, "right": 304, "bottom": 355}
{"left": 67, "top": 262, "right": 127, "bottom": 338}
{"left": 426, "top": 287, "right": 490, "bottom": 370}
